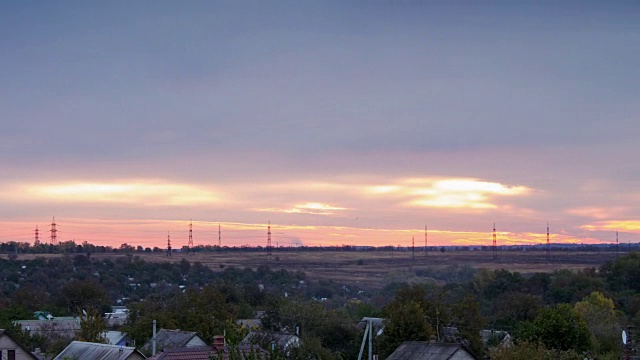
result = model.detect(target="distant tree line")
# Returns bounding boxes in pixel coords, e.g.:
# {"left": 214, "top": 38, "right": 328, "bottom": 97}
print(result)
{"left": 0, "top": 240, "right": 636, "bottom": 256}
{"left": 2, "top": 247, "right": 640, "bottom": 358}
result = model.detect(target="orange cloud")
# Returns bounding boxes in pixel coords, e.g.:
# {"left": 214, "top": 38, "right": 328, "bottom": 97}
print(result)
{"left": 581, "top": 220, "right": 640, "bottom": 233}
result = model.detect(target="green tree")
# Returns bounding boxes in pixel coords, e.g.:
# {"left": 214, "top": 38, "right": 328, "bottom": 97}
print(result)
{"left": 574, "top": 291, "right": 621, "bottom": 356}
{"left": 490, "top": 341, "right": 582, "bottom": 360}
{"left": 451, "top": 295, "right": 486, "bottom": 357}
{"left": 519, "top": 303, "right": 591, "bottom": 352}
{"left": 59, "top": 279, "right": 108, "bottom": 313}
{"left": 379, "top": 300, "right": 432, "bottom": 358}
{"left": 491, "top": 292, "right": 541, "bottom": 329}
{"left": 601, "top": 253, "right": 640, "bottom": 292}
{"left": 75, "top": 307, "right": 106, "bottom": 343}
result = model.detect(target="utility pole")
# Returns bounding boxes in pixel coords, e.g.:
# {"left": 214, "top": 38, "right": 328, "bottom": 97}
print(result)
{"left": 218, "top": 223, "right": 221, "bottom": 247}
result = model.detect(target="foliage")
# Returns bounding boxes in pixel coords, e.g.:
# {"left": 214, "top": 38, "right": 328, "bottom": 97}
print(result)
{"left": 574, "top": 291, "right": 621, "bottom": 356}
{"left": 379, "top": 300, "right": 432, "bottom": 357}
{"left": 490, "top": 341, "right": 583, "bottom": 360}
{"left": 601, "top": 252, "right": 640, "bottom": 292}
{"left": 518, "top": 303, "right": 591, "bottom": 352}
{"left": 75, "top": 307, "right": 106, "bottom": 343}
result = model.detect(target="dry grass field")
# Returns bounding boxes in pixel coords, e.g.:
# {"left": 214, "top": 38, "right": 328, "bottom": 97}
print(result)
{"left": 7, "top": 248, "right": 619, "bottom": 288}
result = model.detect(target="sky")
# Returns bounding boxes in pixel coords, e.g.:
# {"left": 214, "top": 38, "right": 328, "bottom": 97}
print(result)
{"left": 1, "top": 1, "right": 639, "bottom": 248}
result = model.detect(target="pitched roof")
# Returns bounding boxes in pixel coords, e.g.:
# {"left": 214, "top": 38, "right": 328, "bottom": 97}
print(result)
{"left": 386, "top": 342, "right": 479, "bottom": 360}
{"left": 15, "top": 318, "right": 81, "bottom": 339}
{"left": 152, "top": 345, "right": 267, "bottom": 360}
{"left": 103, "top": 330, "right": 127, "bottom": 345}
{"left": 142, "top": 329, "right": 202, "bottom": 351}
{"left": 53, "top": 341, "right": 146, "bottom": 360}
{"left": 240, "top": 332, "right": 300, "bottom": 350}
{"left": 0, "top": 329, "right": 39, "bottom": 360}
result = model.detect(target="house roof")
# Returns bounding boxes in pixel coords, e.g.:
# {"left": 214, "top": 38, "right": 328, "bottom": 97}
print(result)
{"left": 15, "top": 318, "right": 81, "bottom": 338}
{"left": 142, "top": 329, "right": 201, "bottom": 351}
{"left": 240, "top": 332, "right": 299, "bottom": 349}
{"left": 103, "top": 330, "right": 127, "bottom": 345}
{"left": 480, "top": 330, "right": 511, "bottom": 346}
{"left": 0, "top": 329, "right": 39, "bottom": 360}
{"left": 386, "top": 342, "right": 479, "bottom": 360}
{"left": 237, "top": 318, "right": 262, "bottom": 329}
{"left": 53, "top": 341, "right": 146, "bottom": 360}
{"left": 151, "top": 345, "right": 267, "bottom": 360}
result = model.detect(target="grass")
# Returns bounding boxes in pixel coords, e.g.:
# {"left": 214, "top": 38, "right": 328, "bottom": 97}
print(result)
{"left": 4, "top": 248, "right": 620, "bottom": 288}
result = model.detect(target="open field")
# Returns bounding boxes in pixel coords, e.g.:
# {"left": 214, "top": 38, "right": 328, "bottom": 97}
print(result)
{"left": 6, "top": 249, "right": 622, "bottom": 288}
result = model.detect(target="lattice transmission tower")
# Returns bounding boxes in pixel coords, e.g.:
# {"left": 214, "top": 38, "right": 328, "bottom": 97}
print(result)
{"left": 187, "top": 219, "right": 193, "bottom": 254}
{"left": 50, "top": 217, "right": 58, "bottom": 246}
{"left": 492, "top": 223, "right": 497, "bottom": 260}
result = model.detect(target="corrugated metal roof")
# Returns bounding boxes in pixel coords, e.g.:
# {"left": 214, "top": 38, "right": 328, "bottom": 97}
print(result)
{"left": 142, "top": 329, "right": 200, "bottom": 351}
{"left": 15, "top": 318, "right": 81, "bottom": 339}
{"left": 103, "top": 330, "right": 127, "bottom": 345}
{"left": 53, "top": 341, "right": 146, "bottom": 360}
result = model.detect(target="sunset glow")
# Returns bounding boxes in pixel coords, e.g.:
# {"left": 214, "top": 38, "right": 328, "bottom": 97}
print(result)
{"left": 19, "top": 181, "right": 220, "bottom": 206}
{"left": 1, "top": 2, "right": 638, "bottom": 248}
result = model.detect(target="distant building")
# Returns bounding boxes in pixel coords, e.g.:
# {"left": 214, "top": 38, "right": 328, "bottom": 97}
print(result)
{"left": 102, "top": 331, "right": 134, "bottom": 347}
{"left": 141, "top": 329, "right": 206, "bottom": 354}
{"left": 14, "top": 318, "right": 80, "bottom": 340}
{"left": 0, "top": 329, "right": 39, "bottom": 360}
{"left": 480, "top": 329, "right": 512, "bottom": 348}
{"left": 105, "top": 307, "right": 129, "bottom": 327}
{"left": 53, "top": 341, "right": 146, "bottom": 360}
{"left": 240, "top": 331, "right": 300, "bottom": 352}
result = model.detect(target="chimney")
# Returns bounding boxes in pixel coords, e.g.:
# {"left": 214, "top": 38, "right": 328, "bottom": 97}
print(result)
{"left": 213, "top": 335, "right": 225, "bottom": 350}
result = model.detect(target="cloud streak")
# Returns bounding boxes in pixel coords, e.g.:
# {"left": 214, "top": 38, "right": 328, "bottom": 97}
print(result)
{"left": 9, "top": 181, "right": 220, "bottom": 206}
{"left": 366, "top": 178, "right": 531, "bottom": 209}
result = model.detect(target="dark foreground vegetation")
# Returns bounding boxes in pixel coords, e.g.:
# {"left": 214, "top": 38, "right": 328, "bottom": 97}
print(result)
{"left": 0, "top": 244, "right": 639, "bottom": 359}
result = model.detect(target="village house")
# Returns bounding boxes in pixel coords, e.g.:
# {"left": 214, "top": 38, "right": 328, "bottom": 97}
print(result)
{"left": 0, "top": 329, "right": 39, "bottom": 360}
{"left": 141, "top": 329, "right": 207, "bottom": 354}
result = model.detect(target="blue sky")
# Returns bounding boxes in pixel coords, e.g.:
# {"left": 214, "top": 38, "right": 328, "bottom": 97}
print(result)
{"left": 1, "top": 1, "right": 639, "bottom": 247}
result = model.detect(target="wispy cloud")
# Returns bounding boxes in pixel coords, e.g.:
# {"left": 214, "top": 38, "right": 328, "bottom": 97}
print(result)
{"left": 257, "top": 202, "right": 348, "bottom": 215}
